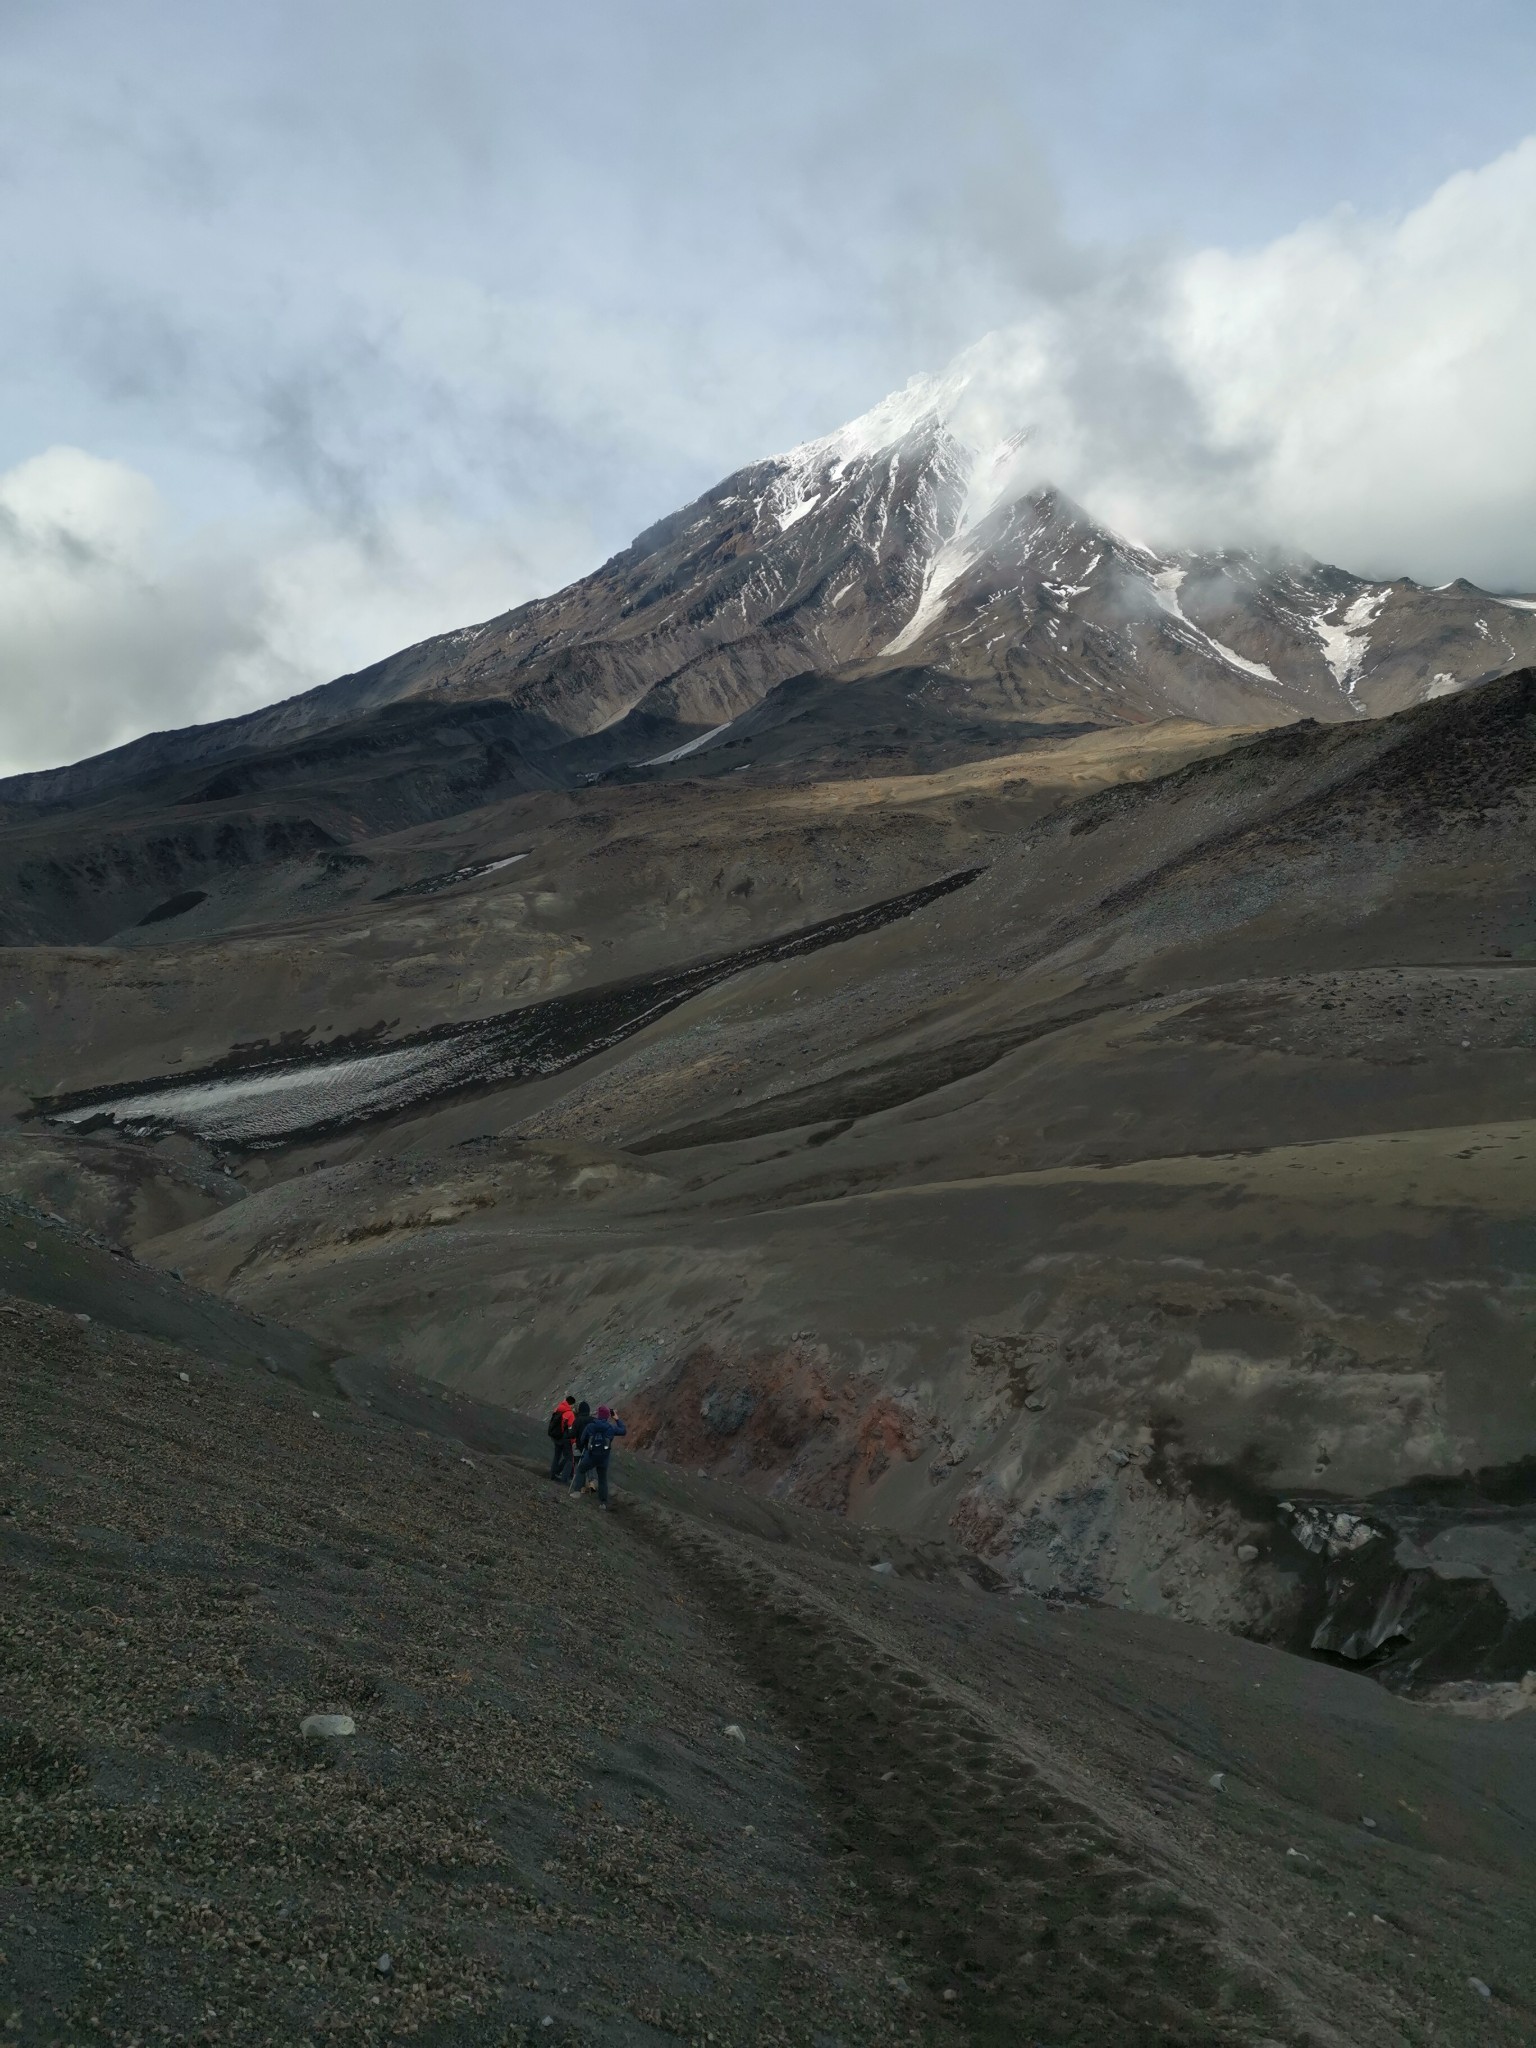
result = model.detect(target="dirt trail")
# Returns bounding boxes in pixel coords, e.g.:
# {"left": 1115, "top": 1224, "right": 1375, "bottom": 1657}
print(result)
{"left": 637, "top": 1506, "right": 1304, "bottom": 2047}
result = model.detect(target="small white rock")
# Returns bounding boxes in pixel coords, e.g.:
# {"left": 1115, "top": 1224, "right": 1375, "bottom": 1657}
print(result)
{"left": 375, "top": 1953, "right": 392, "bottom": 1975}
{"left": 1236, "top": 1542, "right": 1259, "bottom": 1564}
{"left": 311, "top": 1410, "right": 321, "bottom": 1419}
{"left": 723, "top": 1723, "right": 746, "bottom": 1742}
{"left": 1469, "top": 1977, "right": 1492, "bottom": 2000}
{"left": 300, "top": 1712, "right": 356, "bottom": 1739}
{"left": 869, "top": 1560, "right": 895, "bottom": 1576}
{"left": 1208, "top": 1771, "right": 1227, "bottom": 1791}
{"left": 1361, "top": 1815, "right": 1377, "bottom": 1829}
{"left": 178, "top": 1372, "right": 191, "bottom": 1384}
{"left": 76, "top": 1313, "right": 91, "bottom": 1324}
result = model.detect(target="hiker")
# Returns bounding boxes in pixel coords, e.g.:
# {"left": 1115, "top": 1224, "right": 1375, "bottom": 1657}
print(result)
{"left": 547, "top": 1394, "right": 577, "bottom": 1482}
{"left": 567, "top": 1404, "right": 627, "bottom": 1509}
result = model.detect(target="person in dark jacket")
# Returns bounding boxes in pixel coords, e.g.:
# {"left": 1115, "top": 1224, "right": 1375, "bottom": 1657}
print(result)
{"left": 566, "top": 1405, "right": 627, "bottom": 1508}
{"left": 547, "top": 1395, "right": 577, "bottom": 1482}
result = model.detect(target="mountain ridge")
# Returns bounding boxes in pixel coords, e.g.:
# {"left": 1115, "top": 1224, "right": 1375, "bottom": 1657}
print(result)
{"left": 7, "top": 381, "right": 1536, "bottom": 811}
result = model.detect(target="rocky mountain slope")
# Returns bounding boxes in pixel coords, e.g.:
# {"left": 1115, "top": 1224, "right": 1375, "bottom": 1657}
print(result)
{"left": 5, "top": 374, "right": 1536, "bottom": 825}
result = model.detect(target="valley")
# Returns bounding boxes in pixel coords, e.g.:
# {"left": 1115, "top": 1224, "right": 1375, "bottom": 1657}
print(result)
{"left": 3, "top": 384, "right": 1534, "bottom": 2044}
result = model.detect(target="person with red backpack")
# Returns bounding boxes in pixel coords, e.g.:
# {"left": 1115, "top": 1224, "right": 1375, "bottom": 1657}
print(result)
{"left": 547, "top": 1394, "right": 577, "bottom": 1482}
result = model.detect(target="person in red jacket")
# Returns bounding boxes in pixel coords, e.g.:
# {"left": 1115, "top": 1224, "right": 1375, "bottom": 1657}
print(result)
{"left": 547, "top": 1395, "right": 577, "bottom": 1482}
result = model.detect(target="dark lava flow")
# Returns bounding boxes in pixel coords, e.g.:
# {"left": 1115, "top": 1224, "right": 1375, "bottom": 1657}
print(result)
{"left": 36, "top": 866, "right": 984, "bottom": 1150}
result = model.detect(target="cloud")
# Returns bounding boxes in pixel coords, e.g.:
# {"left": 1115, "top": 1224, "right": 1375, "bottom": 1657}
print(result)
{"left": 941, "top": 139, "right": 1536, "bottom": 589}
{"left": 1171, "top": 139, "right": 1536, "bottom": 585}
{"left": 1, "top": 0, "right": 1532, "bottom": 784}
{"left": 0, "top": 447, "right": 595, "bottom": 777}
{"left": 0, "top": 448, "right": 267, "bottom": 776}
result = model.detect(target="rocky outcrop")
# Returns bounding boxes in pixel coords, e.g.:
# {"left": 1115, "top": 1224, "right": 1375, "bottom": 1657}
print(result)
{"left": 624, "top": 1341, "right": 929, "bottom": 1515}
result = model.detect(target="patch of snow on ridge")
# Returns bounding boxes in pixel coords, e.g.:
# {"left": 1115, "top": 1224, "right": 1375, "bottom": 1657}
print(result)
{"left": 1496, "top": 596, "right": 1536, "bottom": 612}
{"left": 1148, "top": 567, "right": 1278, "bottom": 683}
{"left": 765, "top": 477, "right": 822, "bottom": 532}
{"left": 51, "top": 1040, "right": 453, "bottom": 1147}
{"left": 774, "top": 364, "right": 970, "bottom": 475}
{"left": 880, "top": 533, "right": 978, "bottom": 656}
{"left": 643, "top": 721, "right": 736, "bottom": 765}
{"left": 1312, "top": 589, "right": 1388, "bottom": 694}
{"left": 1425, "top": 672, "right": 1461, "bottom": 698}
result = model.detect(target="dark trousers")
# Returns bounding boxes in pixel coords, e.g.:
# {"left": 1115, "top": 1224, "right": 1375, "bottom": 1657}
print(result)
{"left": 551, "top": 1439, "right": 574, "bottom": 1482}
{"left": 570, "top": 1450, "right": 610, "bottom": 1504}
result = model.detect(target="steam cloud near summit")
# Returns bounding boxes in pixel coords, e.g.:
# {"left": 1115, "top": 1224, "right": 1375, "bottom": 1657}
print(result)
{"left": 1, "top": 4, "right": 1533, "bottom": 779}
{"left": 943, "top": 139, "right": 1536, "bottom": 583}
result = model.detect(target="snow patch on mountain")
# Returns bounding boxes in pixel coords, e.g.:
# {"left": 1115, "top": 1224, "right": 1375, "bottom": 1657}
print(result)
{"left": 880, "top": 535, "right": 979, "bottom": 656}
{"left": 1312, "top": 589, "right": 1389, "bottom": 694}
{"left": 775, "top": 365, "right": 971, "bottom": 477}
{"left": 643, "top": 720, "right": 737, "bottom": 766}
{"left": 1147, "top": 567, "right": 1279, "bottom": 684}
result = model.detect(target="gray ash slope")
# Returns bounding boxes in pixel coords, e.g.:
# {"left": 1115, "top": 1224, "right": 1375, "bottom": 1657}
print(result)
{"left": 34, "top": 867, "right": 983, "bottom": 1148}
{"left": 11, "top": 1294, "right": 1536, "bottom": 2046}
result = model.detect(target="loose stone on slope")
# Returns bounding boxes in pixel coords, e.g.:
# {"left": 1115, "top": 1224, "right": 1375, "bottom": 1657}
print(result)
{"left": 300, "top": 1713, "right": 356, "bottom": 1739}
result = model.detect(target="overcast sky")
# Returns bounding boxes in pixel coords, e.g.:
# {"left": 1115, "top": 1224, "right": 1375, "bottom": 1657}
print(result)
{"left": 3, "top": 0, "right": 1535, "bottom": 773}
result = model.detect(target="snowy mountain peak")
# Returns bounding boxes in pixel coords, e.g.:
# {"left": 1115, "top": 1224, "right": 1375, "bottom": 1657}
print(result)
{"left": 8, "top": 355, "right": 1535, "bottom": 811}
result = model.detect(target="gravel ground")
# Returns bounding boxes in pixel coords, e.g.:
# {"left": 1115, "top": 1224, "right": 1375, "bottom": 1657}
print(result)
{"left": 0, "top": 1296, "right": 913, "bottom": 2047}
{"left": 5, "top": 1292, "right": 1533, "bottom": 2047}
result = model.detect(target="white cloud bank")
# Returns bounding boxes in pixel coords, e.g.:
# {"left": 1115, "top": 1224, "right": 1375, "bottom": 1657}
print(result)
{"left": 937, "top": 138, "right": 1536, "bottom": 587}
{"left": 2, "top": 139, "right": 1533, "bottom": 776}
{"left": 0, "top": 450, "right": 592, "bottom": 776}
{"left": 0, "top": 448, "right": 268, "bottom": 776}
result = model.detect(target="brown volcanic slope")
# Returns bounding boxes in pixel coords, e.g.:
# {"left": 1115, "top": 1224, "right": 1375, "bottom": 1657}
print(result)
{"left": 5, "top": 673, "right": 1533, "bottom": 1700}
